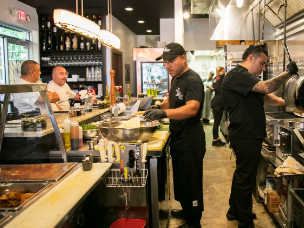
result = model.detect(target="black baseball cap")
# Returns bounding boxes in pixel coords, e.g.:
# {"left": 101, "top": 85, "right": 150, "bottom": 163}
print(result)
{"left": 155, "top": 43, "right": 186, "bottom": 61}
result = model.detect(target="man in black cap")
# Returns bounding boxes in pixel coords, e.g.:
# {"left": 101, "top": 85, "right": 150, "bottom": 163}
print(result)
{"left": 144, "top": 43, "right": 205, "bottom": 228}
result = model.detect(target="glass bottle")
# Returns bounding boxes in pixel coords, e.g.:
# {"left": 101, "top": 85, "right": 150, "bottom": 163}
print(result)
{"left": 47, "top": 16, "right": 51, "bottom": 29}
{"left": 86, "top": 40, "right": 90, "bottom": 50}
{"left": 60, "top": 36, "right": 63, "bottom": 51}
{"left": 41, "top": 16, "right": 45, "bottom": 29}
{"left": 105, "top": 85, "right": 110, "bottom": 103}
{"left": 80, "top": 37, "right": 84, "bottom": 50}
{"left": 98, "top": 41, "right": 102, "bottom": 50}
{"left": 127, "top": 84, "right": 131, "bottom": 99}
{"left": 53, "top": 26, "right": 57, "bottom": 35}
{"left": 79, "top": 126, "right": 83, "bottom": 147}
{"left": 63, "top": 117, "right": 71, "bottom": 149}
{"left": 153, "top": 84, "right": 157, "bottom": 97}
{"left": 147, "top": 84, "right": 150, "bottom": 96}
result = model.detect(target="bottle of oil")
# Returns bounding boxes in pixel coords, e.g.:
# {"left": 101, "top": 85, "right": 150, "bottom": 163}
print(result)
{"left": 147, "top": 84, "right": 151, "bottom": 96}
{"left": 63, "top": 117, "right": 71, "bottom": 149}
{"left": 127, "top": 84, "right": 131, "bottom": 99}
{"left": 105, "top": 85, "right": 110, "bottom": 103}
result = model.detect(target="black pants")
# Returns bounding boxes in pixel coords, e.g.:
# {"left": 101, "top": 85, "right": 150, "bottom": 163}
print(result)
{"left": 228, "top": 137, "right": 262, "bottom": 228}
{"left": 170, "top": 123, "right": 206, "bottom": 225}
{"left": 211, "top": 104, "right": 224, "bottom": 140}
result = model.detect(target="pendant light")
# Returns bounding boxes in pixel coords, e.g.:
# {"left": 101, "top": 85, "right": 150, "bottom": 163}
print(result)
{"left": 237, "top": 0, "right": 243, "bottom": 8}
{"left": 53, "top": 0, "right": 120, "bottom": 49}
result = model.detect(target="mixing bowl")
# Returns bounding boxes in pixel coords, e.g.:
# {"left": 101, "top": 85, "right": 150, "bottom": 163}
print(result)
{"left": 83, "top": 129, "right": 101, "bottom": 140}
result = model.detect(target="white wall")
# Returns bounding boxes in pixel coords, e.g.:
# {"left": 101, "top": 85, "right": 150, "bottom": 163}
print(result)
{"left": 184, "top": 18, "right": 216, "bottom": 50}
{"left": 160, "top": 18, "right": 174, "bottom": 45}
{"left": 105, "top": 15, "right": 138, "bottom": 95}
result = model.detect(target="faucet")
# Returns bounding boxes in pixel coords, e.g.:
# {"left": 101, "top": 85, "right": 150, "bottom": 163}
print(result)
{"left": 110, "top": 104, "right": 120, "bottom": 119}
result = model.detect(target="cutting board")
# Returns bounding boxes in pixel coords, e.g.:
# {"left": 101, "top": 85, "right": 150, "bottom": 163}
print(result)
{"left": 147, "top": 131, "right": 170, "bottom": 151}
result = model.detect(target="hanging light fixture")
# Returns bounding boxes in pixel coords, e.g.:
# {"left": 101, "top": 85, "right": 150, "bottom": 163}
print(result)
{"left": 53, "top": 0, "right": 120, "bottom": 49}
{"left": 237, "top": 0, "right": 243, "bottom": 8}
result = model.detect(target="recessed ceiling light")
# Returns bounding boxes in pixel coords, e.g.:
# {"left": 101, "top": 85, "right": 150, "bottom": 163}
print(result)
{"left": 125, "top": 7, "right": 133, "bottom": 11}
{"left": 146, "top": 30, "right": 152, "bottom": 32}
{"left": 138, "top": 20, "right": 145, "bottom": 23}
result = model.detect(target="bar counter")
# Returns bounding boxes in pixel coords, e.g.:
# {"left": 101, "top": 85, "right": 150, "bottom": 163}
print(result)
{"left": 4, "top": 108, "right": 110, "bottom": 138}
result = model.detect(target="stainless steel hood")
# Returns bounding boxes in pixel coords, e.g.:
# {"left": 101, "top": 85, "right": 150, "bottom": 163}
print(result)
{"left": 209, "top": 0, "right": 276, "bottom": 40}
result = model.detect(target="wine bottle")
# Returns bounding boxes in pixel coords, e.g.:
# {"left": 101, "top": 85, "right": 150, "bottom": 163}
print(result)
{"left": 41, "top": 16, "right": 45, "bottom": 29}
{"left": 105, "top": 85, "right": 110, "bottom": 103}
{"left": 60, "top": 36, "right": 64, "bottom": 51}
{"left": 42, "top": 40, "right": 46, "bottom": 51}
{"left": 86, "top": 40, "right": 90, "bottom": 50}
{"left": 98, "top": 40, "right": 102, "bottom": 50}
{"left": 127, "top": 84, "right": 131, "bottom": 99}
{"left": 92, "top": 15, "right": 96, "bottom": 23}
{"left": 80, "top": 37, "right": 84, "bottom": 50}
{"left": 47, "top": 16, "right": 51, "bottom": 29}
{"left": 91, "top": 39, "right": 95, "bottom": 50}
{"left": 48, "top": 36, "right": 51, "bottom": 45}
{"left": 98, "top": 15, "right": 102, "bottom": 28}
{"left": 53, "top": 26, "right": 57, "bottom": 35}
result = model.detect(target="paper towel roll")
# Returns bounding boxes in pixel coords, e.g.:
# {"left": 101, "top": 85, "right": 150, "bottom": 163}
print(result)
{"left": 118, "top": 103, "right": 126, "bottom": 114}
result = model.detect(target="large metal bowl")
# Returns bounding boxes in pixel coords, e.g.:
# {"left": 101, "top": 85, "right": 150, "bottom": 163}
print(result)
{"left": 99, "top": 121, "right": 159, "bottom": 142}
{"left": 83, "top": 129, "right": 101, "bottom": 140}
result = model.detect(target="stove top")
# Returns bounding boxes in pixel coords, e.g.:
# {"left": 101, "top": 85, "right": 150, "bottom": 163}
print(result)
{"left": 266, "top": 112, "right": 298, "bottom": 119}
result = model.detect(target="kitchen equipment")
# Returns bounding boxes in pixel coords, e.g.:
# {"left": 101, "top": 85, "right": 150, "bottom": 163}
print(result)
{"left": 290, "top": 188, "right": 304, "bottom": 228}
{"left": 0, "top": 163, "right": 77, "bottom": 182}
{"left": 0, "top": 182, "right": 51, "bottom": 210}
{"left": 82, "top": 154, "right": 93, "bottom": 171}
{"left": 99, "top": 121, "right": 159, "bottom": 142}
{"left": 138, "top": 95, "right": 153, "bottom": 111}
{"left": 0, "top": 212, "right": 12, "bottom": 226}
{"left": 284, "top": 76, "right": 304, "bottom": 113}
{"left": 83, "top": 129, "right": 100, "bottom": 140}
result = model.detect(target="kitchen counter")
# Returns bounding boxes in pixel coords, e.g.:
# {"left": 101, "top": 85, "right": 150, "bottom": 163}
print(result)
{"left": 4, "top": 108, "right": 110, "bottom": 138}
{"left": 3, "top": 163, "right": 112, "bottom": 228}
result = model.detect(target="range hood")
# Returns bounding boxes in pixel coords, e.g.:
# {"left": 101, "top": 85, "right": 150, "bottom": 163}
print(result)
{"left": 209, "top": 0, "right": 304, "bottom": 41}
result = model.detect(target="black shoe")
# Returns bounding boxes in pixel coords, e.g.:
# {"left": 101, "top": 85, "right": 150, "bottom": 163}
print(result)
{"left": 226, "top": 212, "right": 257, "bottom": 221}
{"left": 212, "top": 139, "right": 226, "bottom": 147}
{"left": 177, "top": 222, "right": 201, "bottom": 228}
{"left": 171, "top": 209, "right": 184, "bottom": 219}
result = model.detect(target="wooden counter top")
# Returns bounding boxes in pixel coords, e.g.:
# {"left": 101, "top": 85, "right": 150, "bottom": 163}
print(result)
{"left": 4, "top": 108, "right": 109, "bottom": 138}
{"left": 3, "top": 163, "right": 112, "bottom": 228}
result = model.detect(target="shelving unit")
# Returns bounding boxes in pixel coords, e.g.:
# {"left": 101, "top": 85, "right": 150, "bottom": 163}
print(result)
{"left": 37, "top": 10, "right": 106, "bottom": 93}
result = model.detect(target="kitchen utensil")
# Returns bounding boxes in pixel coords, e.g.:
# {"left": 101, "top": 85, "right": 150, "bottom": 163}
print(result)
{"left": 99, "top": 121, "right": 160, "bottom": 142}
{"left": 284, "top": 76, "right": 304, "bottom": 113}
{"left": 82, "top": 129, "right": 100, "bottom": 140}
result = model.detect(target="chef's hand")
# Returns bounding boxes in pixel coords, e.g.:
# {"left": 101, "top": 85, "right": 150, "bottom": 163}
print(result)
{"left": 287, "top": 61, "right": 298, "bottom": 76}
{"left": 148, "top": 105, "right": 160, "bottom": 110}
{"left": 144, "top": 109, "right": 167, "bottom": 121}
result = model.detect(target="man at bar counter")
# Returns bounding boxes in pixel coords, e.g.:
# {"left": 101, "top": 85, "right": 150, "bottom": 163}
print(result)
{"left": 13, "top": 60, "right": 60, "bottom": 114}
{"left": 144, "top": 43, "right": 205, "bottom": 228}
{"left": 47, "top": 66, "right": 80, "bottom": 111}
{"left": 221, "top": 45, "right": 298, "bottom": 228}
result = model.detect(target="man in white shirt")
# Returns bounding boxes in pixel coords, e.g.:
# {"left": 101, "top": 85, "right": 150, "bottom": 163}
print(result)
{"left": 13, "top": 60, "right": 59, "bottom": 114}
{"left": 47, "top": 66, "right": 80, "bottom": 110}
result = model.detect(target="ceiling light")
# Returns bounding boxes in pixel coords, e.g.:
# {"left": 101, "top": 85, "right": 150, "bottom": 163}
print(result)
{"left": 138, "top": 20, "right": 145, "bottom": 23}
{"left": 237, "top": 0, "right": 243, "bottom": 8}
{"left": 146, "top": 30, "right": 152, "bottom": 32}
{"left": 125, "top": 7, "right": 133, "bottom": 11}
{"left": 183, "top": 12, "right": 190, "bottom": 18}
{"left": 99, "top": 29, "right": 120, "bottom": 49}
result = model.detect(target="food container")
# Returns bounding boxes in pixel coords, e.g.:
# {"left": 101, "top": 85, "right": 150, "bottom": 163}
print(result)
{"left": 21, "top": 116, "right": 47, "bottom": 131}
{"left": 98, "top": 101, "right": 106, "bottom": 109}
{"left": 83, "top": 129, "right": 101, "bottom": 140}
{"left": 0, "top": 182, "right": 51, "bottom": 211}
{"left": 69, "top": 107, "right": 77, "bottom": 117}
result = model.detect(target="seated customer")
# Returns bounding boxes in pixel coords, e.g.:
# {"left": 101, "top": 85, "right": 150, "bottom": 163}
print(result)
{"left": 13, "top": 60, "right": 59, "bottom": 114}
{"left": 47, "top": 66, "right": 80, "bottom": 110}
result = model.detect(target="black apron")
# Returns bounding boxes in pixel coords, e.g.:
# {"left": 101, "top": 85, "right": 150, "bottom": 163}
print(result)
{"left": 170, "top": 122, "right": 206, "bottom": 214}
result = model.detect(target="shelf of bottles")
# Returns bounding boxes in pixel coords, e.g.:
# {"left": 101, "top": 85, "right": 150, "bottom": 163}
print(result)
{"left": 39, "top": 14, "right": 103, "bottom": 52}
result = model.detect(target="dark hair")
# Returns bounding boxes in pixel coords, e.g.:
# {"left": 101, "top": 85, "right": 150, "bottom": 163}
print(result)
{"left": 242, "top": 45, "right": 268, "bottom": 62}
{"left": 21, "top": 60, "right": 39, "bottom": 75}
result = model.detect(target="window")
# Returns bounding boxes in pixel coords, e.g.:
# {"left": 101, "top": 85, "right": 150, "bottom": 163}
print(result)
{"left": 0, "top": 24, "right": 30, "bottom": 40}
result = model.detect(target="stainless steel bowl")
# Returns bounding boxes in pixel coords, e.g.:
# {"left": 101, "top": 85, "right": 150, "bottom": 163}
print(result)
{"left": 83, "top": 129, "right": 101, "bottom": 140}
{"left": 99, "top": 121, "right": 159, "bottom": 142}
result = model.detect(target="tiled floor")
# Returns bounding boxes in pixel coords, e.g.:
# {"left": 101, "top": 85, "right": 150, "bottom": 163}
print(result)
{"left": 168, "top": 123, "right": 278, "bottom": 228}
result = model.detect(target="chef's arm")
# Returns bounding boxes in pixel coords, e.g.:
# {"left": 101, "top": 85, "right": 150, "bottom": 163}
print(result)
{"left": 165, "top": 100, "right": 200, "bottom": 120}
{"left": 37, "top": 91, "right": 57, "bottom": 103}
{"left": 264, "top": 94, "right": 285, "bottom": 106}
{"left": 73, "top": 93, "right": 81, "bottom": 101}
{"left": 251, "top": 72, "right": 291, "bottom": 94}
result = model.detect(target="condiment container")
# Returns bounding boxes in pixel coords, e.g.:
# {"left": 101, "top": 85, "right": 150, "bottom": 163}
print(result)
{"left": 69, "top": 107, "right": 77, "bottom": 117}
{"left": 60, "top": 128, "right": 65, "bottom": 143}
{"left": 70, "top": 121, "right": 79, "bottom": 150}
{"left": 79, "top": 126, "right": 83, "bottom": 147}
{"left": 63, "top": 117, "right": 71, "bottom": 149}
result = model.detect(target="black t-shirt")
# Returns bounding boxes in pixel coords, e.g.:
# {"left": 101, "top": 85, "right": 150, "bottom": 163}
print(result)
{"left": 213, "top": 74, "right": 225, "bottom": 96}
{"left": 221, "top": 65, "right": 266, "bottom": 139}
{"left": 169, "top": 68, "right": 204, "bottom": 128}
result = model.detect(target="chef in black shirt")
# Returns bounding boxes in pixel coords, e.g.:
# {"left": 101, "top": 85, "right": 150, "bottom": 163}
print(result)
{"left": 221, "top": 45, "right": 298, "bottom": 228}
{"left": 144, "top": 43, "right": 205, "bottom": 228}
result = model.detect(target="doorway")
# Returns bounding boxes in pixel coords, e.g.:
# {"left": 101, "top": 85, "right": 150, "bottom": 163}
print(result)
{"left": 111, "top": 49, "right": 123, "bottom": 96}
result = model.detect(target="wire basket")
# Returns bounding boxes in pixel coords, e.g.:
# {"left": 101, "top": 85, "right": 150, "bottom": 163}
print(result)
{"left": 105, "top": 168, "right": 148, "bottom": 187}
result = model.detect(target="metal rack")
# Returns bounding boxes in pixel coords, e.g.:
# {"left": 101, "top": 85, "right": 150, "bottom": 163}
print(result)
{"left": 105, "top": 168, "right": 148, "bottom": 187}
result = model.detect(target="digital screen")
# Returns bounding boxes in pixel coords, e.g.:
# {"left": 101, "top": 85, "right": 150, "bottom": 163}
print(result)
{"left": 18, "top": 10, "right": 25, "bottom": 21}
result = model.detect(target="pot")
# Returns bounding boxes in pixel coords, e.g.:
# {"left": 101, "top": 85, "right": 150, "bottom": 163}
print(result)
{"left": 284, "top": 76, "right": 304, "bottom": 113}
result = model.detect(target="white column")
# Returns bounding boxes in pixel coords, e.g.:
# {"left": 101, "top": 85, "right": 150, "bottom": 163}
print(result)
{"left": 174, "top": 0, "right": 184, "bottom": 45}
{"left": 160, "top": 18, "right": 175, "bottom": 45}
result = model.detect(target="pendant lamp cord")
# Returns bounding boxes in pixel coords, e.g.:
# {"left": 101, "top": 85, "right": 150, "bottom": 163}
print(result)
{"left": 107, "top": 0, "right": 112, "bottom": 32}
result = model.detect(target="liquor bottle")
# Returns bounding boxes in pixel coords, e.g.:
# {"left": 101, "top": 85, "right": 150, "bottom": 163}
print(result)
{"left": 92, "top": 15, "right": 96, "bottom": 23}
{"left": 41, "top": 16, "right": 45, "bottom": 29}
{"left": 98, "top": 15, "right": 102, "bottom": 28}
{"left": 91, "top": 39, "right": 95, "bottom": 50}
{"left": 105, "top": 85, "right": 110, "bottom": 103}
{"left": 98, "top": 40, "right": 102, "bottom": 50}
{"left": 80, "top": 37, "right": 84, "bottom": 50}
{"left": 42, "top": 39, "right": 46, "bottom": 51}
{"left": 53, "top": 26, "right": 57, "bottom": 35}
{"left": 60, "top": 36, "right": 64, "bottom": 51}
{"left": 48, "top": 36, "right": 51, "bottom": 45}
{"left": 86, "top": 40, "right": 90, "bottom": 50}
{"left": 127, "top": 84, "right": 131, "bottom": 99}
{"left": 47, "top": 16, "right": 51, "bottom": 29}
